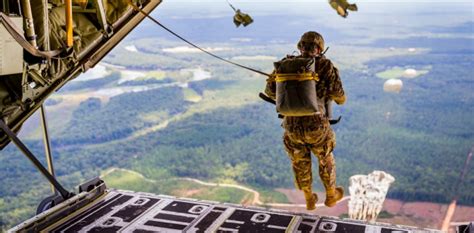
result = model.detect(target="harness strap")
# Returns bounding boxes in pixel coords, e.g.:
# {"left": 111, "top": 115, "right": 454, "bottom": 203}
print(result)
{"left": 275, "top": 73, "right": 319, "bottom": 82}
{"left": 0, "top": 12, "right": 63, "bottom": 59}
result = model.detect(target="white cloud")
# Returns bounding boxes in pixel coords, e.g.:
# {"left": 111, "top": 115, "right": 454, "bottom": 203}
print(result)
{"left": 125, "top": 45, "right": 138, "bottom": 52}
{"left": 230, "top": 38, "right": 253, "bottom": 42}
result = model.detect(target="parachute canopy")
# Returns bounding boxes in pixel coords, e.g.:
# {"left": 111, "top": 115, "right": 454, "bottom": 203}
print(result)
{"left": 403, "top": 68, "right": 418, "bottom": 78}
{"left": 349, "top": 171, "right": 395, "bottom": 222}
{"left": 383, "top": 79, "right": 403, "bottom": 93}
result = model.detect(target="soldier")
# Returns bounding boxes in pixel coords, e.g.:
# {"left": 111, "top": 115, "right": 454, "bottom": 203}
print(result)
{"left": 264, "top": 31, "right": 346, "bottom": 210}
{"left": 329, "top": 0, "right": 358, "bottom": 18}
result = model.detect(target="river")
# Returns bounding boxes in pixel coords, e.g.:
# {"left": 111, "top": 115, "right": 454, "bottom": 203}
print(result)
{"left": 82, "top": 67, "right": 212, "bottom": 98}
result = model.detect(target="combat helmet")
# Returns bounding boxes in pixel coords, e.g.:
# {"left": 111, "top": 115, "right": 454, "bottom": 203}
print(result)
{"left": 297, "top": 31, "right": 325, "bottom": 53}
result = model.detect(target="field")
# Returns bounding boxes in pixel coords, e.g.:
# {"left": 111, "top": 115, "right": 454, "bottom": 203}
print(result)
{"left": 375, "top": 66, "right": 430, "bottom": 79}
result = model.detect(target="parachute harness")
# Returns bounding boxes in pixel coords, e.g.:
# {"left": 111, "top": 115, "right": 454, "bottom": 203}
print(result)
{"left": 127, "top": 1, "right": 271, "bottom": 78}
{"left": 275, "top": 73, "right": 319, "bottom": 82}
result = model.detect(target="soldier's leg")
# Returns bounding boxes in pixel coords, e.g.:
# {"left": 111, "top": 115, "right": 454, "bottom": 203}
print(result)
{"left": 283, "top": 132, "right": 318, "bottom": 210}
{"left": 311, "top": 132, "right": 344, "bottom": 207}
{"left": 311, "top": 138, "right": 336, "bottom": 192}
{"left": 283, "top": 132, "right": 312, "bottom": 191}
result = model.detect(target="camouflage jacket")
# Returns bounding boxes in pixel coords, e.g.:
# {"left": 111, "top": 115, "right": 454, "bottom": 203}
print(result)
{"left": 265, "top": 55, "right": 345, "bottom": 132}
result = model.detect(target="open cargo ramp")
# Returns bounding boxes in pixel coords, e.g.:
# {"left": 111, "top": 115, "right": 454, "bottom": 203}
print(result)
{"left": 9, "top": 182, "right": 445, "bottom": 233}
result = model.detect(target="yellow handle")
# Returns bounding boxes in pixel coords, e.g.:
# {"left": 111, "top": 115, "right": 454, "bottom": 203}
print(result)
{"left": 66, "top": 0, "right": 73, "bottom": 47}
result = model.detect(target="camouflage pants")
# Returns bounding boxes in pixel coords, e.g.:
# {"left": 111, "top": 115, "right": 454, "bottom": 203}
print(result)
{"left": 283, "top": 122, "right": 337, "bottom": 193}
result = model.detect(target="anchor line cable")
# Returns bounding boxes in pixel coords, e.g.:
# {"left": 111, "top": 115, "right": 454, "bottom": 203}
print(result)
{"left": 129, "top": 3, "right": 271, "bottom": 78}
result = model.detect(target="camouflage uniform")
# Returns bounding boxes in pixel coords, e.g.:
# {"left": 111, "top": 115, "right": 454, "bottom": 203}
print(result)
{"left": 265, "top": 54, "right": 345, "bottom": 194}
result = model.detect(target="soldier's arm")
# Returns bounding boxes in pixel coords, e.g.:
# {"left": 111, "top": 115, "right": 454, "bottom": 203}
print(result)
{"left": 322, "top": 59, "right": 346, "bottom": 105}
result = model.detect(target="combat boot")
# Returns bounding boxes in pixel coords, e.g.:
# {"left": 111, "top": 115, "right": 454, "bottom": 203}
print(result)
{"left": 304, "top": 191, "right": 318, "bottom": 210}
{"left": 324, "top": 186, "right": 344, "bottom": 207}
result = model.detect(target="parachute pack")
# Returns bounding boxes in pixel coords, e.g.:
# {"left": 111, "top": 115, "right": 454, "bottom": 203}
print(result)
{"left": 273, "top": 56, "right": 321, "bottom": 116}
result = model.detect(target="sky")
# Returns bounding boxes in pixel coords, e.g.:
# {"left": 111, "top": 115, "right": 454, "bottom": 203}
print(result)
{"left": 153, "top": 0, "right": 474, "bottom": 18}
{"left": 146, "top": 0, "right": 473, "bottom": 36}
{"left": 165, "top": 0, "right": 473, "bottom": 3}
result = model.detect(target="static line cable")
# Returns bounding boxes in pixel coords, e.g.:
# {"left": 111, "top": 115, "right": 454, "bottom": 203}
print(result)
{"left": 227, "top": 0, "right": 237, "bottom": 12}
{"left": 128, "top": 2, "right": 271, "bottom": 78}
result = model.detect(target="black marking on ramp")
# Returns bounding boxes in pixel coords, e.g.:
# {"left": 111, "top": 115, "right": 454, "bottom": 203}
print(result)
{"left": 194, "top": 207, "right": 226, "bottom": 233}
{"left": 382, "top": 229, "right": 408, "bottom": 233}
{"left": 112, "top": 197, "right": 160, "bottom": 222}
{"left": 162, "top": 201, "right": 208, "bottom": 215}
{"left": 214, "top": 207, "right": 227, "bottom": 211}
{"left": 144, "top": 220, "right": 187, "bottom": 230}
{"left": 298, "top": 222, "right": 314, "bottom": 232}
{"left": 154, "top": 213, "right": 195, "bottom": 223}
{"left": 133, "top": 230, "right": 157, "bottom": 233}
{"left": 298, "top": 217, "right": 317, "bottom": 232}
{"left": 302, "top": 217, "right": 317, "bottom": 223}
{"left": 219, "top": 209, "right": 292, "bottom": 232}
{"left": 317, "top": 220, "right": 366, "bottom": 233}
{"left": 86, "top": 226, "right": 122, "bottom": 233}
